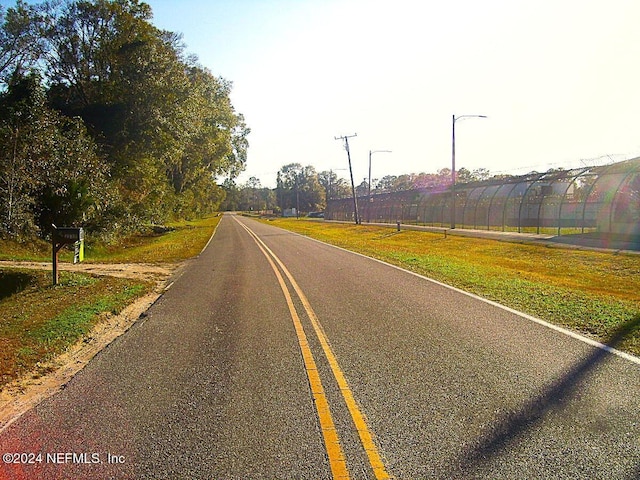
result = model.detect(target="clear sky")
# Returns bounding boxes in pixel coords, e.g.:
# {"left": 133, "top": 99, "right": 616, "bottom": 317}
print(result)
{"left": 6, "top": 0, "right": 640, "bottom": 188}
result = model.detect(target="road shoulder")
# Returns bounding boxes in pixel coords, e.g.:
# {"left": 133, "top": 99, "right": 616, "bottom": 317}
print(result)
{"left": 0, "top": 261, "right": 182, "bottom": 433}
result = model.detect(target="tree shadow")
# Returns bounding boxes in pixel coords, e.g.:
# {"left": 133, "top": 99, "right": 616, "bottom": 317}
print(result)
{"left": 0, "top": 271, "right": 34, "bottom": 301}
{"left": 549, "top": 232, "right": 640, "bottom": 251}
{"left": 452, "top": 313, "right": 640, "bottom": 477}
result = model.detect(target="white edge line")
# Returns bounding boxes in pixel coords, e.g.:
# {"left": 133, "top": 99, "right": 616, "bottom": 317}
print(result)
{"left": 200, "top": 214, "right": 223, "bottom": 256}
{"left": 260, "top": 222, "right": 640, "bottom": 366}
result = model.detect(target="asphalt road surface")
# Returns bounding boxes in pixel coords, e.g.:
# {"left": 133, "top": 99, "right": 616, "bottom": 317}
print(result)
{"left": 1, "top": 214, "right": 639, "bottom": 479}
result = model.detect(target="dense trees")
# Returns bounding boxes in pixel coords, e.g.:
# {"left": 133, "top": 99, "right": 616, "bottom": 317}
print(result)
{"left": 318, "top": 170, "right": 350, "bottom": 201}
{"left": 220, "top": 177, "right": 276, "bottom": 212}
{"left": 372, "top": 168, "right": 493, "bottom": 193}
{"left": 0, "top": 1, "right": 42, "bottom": 79}
{"left": 0, "top": 0, "right": 248, "bottom": 239}
{"left": 0, "top": 72, "right": 106, "bottom": 237}
{"left": 276, "top": 163, "right": 324, "bottom": 213}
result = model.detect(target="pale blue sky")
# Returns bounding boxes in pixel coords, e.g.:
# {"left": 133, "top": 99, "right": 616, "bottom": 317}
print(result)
{"left": 146, "top": 0, "right": 640, "bottom": 187}
{"left": 5, "top": 0, "right": 640, "bottom": 187}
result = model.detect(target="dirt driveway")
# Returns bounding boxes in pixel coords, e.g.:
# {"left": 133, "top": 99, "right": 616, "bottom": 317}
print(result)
{"left": 0, "top": 260, "right": 178, "bottom": 283}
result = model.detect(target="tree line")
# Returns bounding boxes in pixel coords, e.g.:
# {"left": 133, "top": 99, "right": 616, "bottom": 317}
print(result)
{"left": 221, "top": 164, "right": 496, "bottom": 214}
{"left": 221, "top": 164, "right": 347, "bottom": 214}
{"left": 0, "top": 0, "right": 248, "bottom": 240}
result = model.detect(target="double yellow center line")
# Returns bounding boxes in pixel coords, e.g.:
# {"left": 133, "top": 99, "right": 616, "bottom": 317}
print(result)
{"left": 234, "top": 217, "right": 391, "bottom": 479}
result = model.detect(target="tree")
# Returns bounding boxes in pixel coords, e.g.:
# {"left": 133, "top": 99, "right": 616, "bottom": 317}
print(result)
{"left": 219, "top": 177, "right": 277, "bottom": 213}
{"left": 239, "top": 177, "right": 261, "bottom": 211}
{"left": 375, "top": 175, "right": 397, "bottom": 192}
{"left": 318, "top": 170, "right": 350, "bottom": 200}
{"left": 0, "top": 1, "right": 43, "bottom": 84}
{"left": 277, "top": 163, "right": 324, "bottom": 213}
{"left": 368, "top": 167, "right": 492, "bottom": 194}
{"left": 355, "top": 179, "right": 369, "bottom": 197}
{"left": 472, "top": 168, "right": 491, "bottom": 182}
{"left": 238, "top": 177, "right": 276, "bottom": 212}
{"left": 0, "top": 71, "right": 106, "bottom": 238}
{"left": 41, "top": 0, "right": 248, "bottom": 225}
{"left": 457, "top": 167, "right": 492, "bottom": 183}
{"left": 219, "top": 178, "right": 240, "bottom": 211}
{"left": 0, "top": 73, "right": 40, "bottom": 237}
{"left": 0, "top": 0, "right": 249, "bottom": 238}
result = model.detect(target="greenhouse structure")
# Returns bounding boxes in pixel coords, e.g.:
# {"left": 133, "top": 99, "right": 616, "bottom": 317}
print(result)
{"left": 325, "top": 157, "right": 640, "bottom": 237}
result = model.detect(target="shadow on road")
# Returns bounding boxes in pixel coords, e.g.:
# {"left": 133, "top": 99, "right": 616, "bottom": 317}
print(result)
{"left": 452, "top": 313, "right": 640, "bottom": 477}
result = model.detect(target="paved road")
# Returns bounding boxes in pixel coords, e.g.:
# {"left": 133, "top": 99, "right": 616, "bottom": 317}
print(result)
{"left": 1, "top": 214, "right": 639, "bottom": 479}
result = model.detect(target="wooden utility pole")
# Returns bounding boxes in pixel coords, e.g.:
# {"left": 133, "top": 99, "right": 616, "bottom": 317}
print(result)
{"left": 335, "top": 134, "right": 360, "bottom": 224}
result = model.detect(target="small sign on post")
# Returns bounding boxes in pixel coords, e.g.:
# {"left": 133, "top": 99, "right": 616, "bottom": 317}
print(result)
{"left": 51, "top": 225, "right": 84, "bottom": 285}
{"left": 73, "top": 239, "right": 84, "bottom": 264}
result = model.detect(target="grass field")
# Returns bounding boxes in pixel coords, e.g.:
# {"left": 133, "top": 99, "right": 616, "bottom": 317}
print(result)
{"left": 0, "top": 215, "right": 222, "bottom": 264}
{"left": 0, "top": 215, "right": 222, "bottom": 389}
{"left": 261, "top": 218, "right": 640, "bottom": 357}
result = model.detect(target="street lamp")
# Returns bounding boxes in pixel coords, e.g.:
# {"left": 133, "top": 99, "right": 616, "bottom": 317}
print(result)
{"left": 368, "top": 149, "right": 391, "bottom": 223}
{"left": 451, "top": 114, "right": 487, "bottom": 229}
{"left": 368, "top": 150, "right": 392, "bottom": 197}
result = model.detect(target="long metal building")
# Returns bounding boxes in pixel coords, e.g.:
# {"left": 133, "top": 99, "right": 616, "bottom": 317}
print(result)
{"left": 326, "top": 157, "right": 640, "bottom": 237}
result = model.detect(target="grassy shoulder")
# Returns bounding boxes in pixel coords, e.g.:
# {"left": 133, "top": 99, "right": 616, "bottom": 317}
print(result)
{"left": 86, "top": 215, "right": 222, "bottom": 263}
{"left": 0, "top": 214, "right": 222, "bottom": 390}
{"left": 262, "top": 218, "right": 640, "bottom": 357}
{"left": 0, "top": 214, "right": 222, "bottom": 264}
{"left": 0, "top": 269, "right": 153, "bottom": 387}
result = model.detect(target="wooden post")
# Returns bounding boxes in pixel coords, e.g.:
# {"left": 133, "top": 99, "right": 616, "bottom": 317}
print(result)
{"left": 52, "top": 225, "right": 63, "bottom": 285}
{"left": 52, "top": 225, "right": 59, "bottom": 285}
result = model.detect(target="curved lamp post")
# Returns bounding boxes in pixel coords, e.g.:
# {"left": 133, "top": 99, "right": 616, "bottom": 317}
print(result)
{"left": 368, "top": 150, "right": 392, "bottom": 197}
{"left": 451, "top": 114, "right": 487, "bottom": 229}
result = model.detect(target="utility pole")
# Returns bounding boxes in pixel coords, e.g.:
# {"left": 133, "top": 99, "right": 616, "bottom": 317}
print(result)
{"left": 295, "top": 174, "right": 300, "bottom": 218}
{"left": 335, "top": 134, "right": 360, "bottom": 224}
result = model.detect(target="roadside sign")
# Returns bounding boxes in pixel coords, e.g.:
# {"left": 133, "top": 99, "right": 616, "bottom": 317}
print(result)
{"left": 73, "top": 239, "right": 84, "bottom": 264}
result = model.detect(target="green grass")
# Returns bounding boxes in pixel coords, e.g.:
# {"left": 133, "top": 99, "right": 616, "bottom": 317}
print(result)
{"left": 0, "top": 269, "right": 152, "bottom": 387}
{"left": 86, "top": 215, "right": 222, "bottom": 263}
{"left": 0, "top": 214, "right": 222, "bottom": 264}
{"left": 262, "top": 218, "right": 640, "bottom": 357}
{"left": 0, "top": 237, "right": 52, "bottom": 262}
